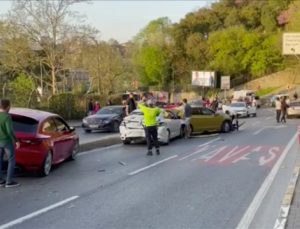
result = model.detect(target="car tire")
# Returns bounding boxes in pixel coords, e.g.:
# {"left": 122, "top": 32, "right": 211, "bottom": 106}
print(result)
{"left": 247, "top": 112, "right": 250, "bottom": 118}
{"left": 68, "top": 141, "right": 79, "bottom": 161}
{"left": 112, "top": 121, "right": 120, "bottom": 132}
{"left": 40, "top": 151, "right": 52, "bottom": 177}
{"left": 165, "top": 130, "right": 171, "bottom": 145}
{"left": 221, "top": 121, "right": 231, "bottom": 133}
{"left": 180, "top": 126, "right": 185, "bottom": 138}
{"left": 85, "top": 129, "right": 91, "bottom": 133}
{"left": 122, "top": 139, "right": 131, "bottom": 145}
{"left": 253, "top": 113, "right": 257, "bottom": 117}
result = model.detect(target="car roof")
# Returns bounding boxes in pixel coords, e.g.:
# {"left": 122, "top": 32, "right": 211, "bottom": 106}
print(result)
{"left": 9, "top": 108, "right": 58, "bottom": 121}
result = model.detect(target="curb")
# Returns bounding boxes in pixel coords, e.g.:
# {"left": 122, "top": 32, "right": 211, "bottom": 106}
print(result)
{"left": 274, "top": 166, "right": 300, "bottom": 229}
{"left": 79, "top": 136, "right": 121, "bottom": 152}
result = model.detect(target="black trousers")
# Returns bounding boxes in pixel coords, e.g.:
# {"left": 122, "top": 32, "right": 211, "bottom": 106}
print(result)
{"left": 276, "top": 110, "right": 281, "bottom": 123}
{"left": 281, "top": 110, "right": 286, "bottom": 123}
{"left": 145, "top": 126, "right": 159, "bottom": 151}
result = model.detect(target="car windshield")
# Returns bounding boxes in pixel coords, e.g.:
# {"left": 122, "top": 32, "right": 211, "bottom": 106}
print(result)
{"left": 230, "top": 103, "right": 245, "bottom": 108}
{"left": 11, "top": 115, "right": 39, "bottom": 133}
{"left": 97, "top": 107, "right": 123, "bottom": 115}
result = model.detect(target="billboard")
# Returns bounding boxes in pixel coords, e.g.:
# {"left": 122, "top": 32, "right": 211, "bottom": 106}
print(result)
{"left": 283, "top": 33, "right": 300, "bottom": 55}
{"left": 221, "top": 76, "right": 230, "bottom": 90}
{"left": 191, "top": 71, "right": 215, "bottom": 87}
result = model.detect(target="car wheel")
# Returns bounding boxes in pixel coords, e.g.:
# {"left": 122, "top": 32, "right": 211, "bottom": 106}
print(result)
{"left": 180, "top": 126, "right": 185, "bottom": 138}
{"left": 69, "top": 141, "right": 79, "bottom": 161}
{"left": 247, "top": 112, "right": 250, "bottom": 117}
{"left": 221, "top": 121, "right": 231, "bottom": 133}
{"left": 122, "top": 139, "right": 131, "bottom": 145}
{"left": 40, "top": 151, "right": 52, "bottom": 176}
{"left": 112, "top": 121, "right": 120, "bottom": 132}
{"left": 85, "top": 129, "right": 91, "bottom": 133}
{"left": 165, "top": 130, "right": 171, "bottom": 145}
{"left": 253, "top": 113, "right": 257, "bottom": 117}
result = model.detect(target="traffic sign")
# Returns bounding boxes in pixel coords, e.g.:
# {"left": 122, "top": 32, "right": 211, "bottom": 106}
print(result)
{"left": 221, "top": 76, "right": 230, "bottom": 90}
{"left": 283, "top": 33, "right": 300, "bottom": 55}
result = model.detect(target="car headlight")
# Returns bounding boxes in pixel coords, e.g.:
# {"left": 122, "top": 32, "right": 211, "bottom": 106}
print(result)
{"left": 103, "top": 119, "right": 110, "bottom": 124}
{"left": 83, "top": 118, "right": 88, "bottom": 124}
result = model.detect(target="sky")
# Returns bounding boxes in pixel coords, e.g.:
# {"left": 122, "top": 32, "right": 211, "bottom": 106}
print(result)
{"left": 0, "top": 1, "right": 215, "bottom": 43}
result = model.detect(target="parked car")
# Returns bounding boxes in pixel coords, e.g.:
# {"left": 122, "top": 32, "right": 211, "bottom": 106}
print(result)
{"left": 7, "top": 108, "right": 79, "bottom": 176}
{"left": 190, "top": 107, "right": 232, "bottom": 134}
{"left": 120, "top": 109, "right": 185, "bottom": 145}
{"left": 287, "top": 101, "right": 300, "bottom": 118}
{"left": 222, "top": 102, "right": 256, "bottom": 117}
{"left": 82, "top": 105, "right": 126, "bottom": 133}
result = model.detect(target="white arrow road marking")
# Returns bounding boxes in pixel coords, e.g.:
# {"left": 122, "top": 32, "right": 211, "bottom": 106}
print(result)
{"left": 0, "top": 196, "right": 79, "bottom": 229}
{"left": 179, "top": 137, "right": 221, "bottom": 161}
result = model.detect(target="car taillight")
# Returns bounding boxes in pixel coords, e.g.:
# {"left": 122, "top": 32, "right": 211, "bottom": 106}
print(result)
{"left": 19, "top": 139, "right": 43, "bottom": 145}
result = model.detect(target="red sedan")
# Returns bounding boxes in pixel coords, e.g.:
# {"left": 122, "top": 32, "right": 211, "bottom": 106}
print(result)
{"left": 9, "top": 108, "right": 79, "bottom": 176}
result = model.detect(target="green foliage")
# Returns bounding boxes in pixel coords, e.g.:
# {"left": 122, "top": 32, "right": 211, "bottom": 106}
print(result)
{"left": 9, "top": 74, "right": 36, "bottom": 107}
{"left": 256, "top": 87, "right": 280, "bottom": 97}
{"left": 49, "top": 93, "right": 84, "bottom": 120}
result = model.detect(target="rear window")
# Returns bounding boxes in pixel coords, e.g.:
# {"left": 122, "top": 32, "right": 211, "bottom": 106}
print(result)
{"left": 11, "top": 115, "right": 39, "bottom": 133}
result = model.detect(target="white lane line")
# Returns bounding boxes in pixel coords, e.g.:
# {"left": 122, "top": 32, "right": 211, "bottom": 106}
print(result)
{"left": 251, "top": 121, "right": 260, "bottom": 127}
{"left": 236, "top": 132, "right": 298, "bottom": 229}
{"left": 78, "top": 144, "right": 122, "bottom": 157}
{"left": 0, "top": 196, "right": 79, "bottom": 229}
{"left": 129, "top": 155, "right": 178, "bottom": 176}
{"left": 253, "top": 126, "right": 285, "bottom": 135}
{"left": 179, "top": 137, "right": 221, "bottom": 161}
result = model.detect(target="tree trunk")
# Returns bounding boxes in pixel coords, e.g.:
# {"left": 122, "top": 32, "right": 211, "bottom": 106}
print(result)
{"left": 51, "top": 66, "right": 56, "bottom": 95}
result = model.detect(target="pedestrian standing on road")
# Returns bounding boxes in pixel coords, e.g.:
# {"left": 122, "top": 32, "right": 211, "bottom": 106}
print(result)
{"left": 138, "top": 97, "right": 161, "bottom": 156}
{"left": 88, "top": 99, "right": 94, "bottom": 116}
{"left": 281, "top": 96, "right": 288, "bottom": 123}
{"left": 275, "top": 97, "right": 281, "bottom": 123}
{"left": 0, "top": 99, "right": 20, "bottom": 188}
{"left": 93, "top": 101, "right": 101, "bottom": 114}
{"left": 126, "top": 92, "right": 137, "bottom": 116}
{"left": 182, "top": 98, "right": 192, "bottom": 138}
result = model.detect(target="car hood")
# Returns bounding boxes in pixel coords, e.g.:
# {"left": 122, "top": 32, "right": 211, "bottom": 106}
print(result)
{"left": 229, "top": 107, "right": 246, "bottom": 111}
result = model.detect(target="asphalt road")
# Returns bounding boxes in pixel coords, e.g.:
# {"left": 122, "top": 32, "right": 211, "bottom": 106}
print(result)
{"left": 76, "top": 128, "right": 119, "bottom": 145}
{"left": 0, "top": 108, "right": 299, "bottom": 229}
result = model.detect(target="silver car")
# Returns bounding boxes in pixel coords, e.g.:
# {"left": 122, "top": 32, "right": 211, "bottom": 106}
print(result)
{"left": 287, "top": 101, "right": 300, "bottom": 118}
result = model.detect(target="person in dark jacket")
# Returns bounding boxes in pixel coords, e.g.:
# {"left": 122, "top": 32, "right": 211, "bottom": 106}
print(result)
{"left": 0, "top": 99, "right": 20, "bottom": 188}
{"left": 87, "top": 99, "right": 94, "bottom": 115}
{"left": 281, "top": 96, "right": 288, "bottom": 123}
{"left": 126, "top": 92, "right": 137, "bottom": 116}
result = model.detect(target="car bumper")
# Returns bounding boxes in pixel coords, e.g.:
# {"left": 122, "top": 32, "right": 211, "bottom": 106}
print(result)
{"left": 15, "top": 147, "right": 48, "bottom": 171}
{"left": 82, "top": 123, "right": 112, "bottom": 131}
{"left": 120, "top": 126, "right": 169, "bottom": 143}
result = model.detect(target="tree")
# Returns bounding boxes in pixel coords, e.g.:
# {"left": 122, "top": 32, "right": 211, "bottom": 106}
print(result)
{"left": 132, "top": 17, "right": 174, "bottom": 90}
{"left": 7, "top": 0, "right": 92, "bottom": 95}
{"left": 8, "top": 73, "right": 36, "bottom": 107}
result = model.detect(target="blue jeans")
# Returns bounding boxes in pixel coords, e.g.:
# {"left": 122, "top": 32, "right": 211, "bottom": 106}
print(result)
{"left": 0, "top": 142, "right": 15, "bottom": 183}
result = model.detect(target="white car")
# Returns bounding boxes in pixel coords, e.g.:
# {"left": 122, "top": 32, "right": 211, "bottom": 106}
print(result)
{"left": 119, "top": 109, "right": 185, "bottom": 145}
{"left": 222, "top": 102, "right": 256, "bottom": 117}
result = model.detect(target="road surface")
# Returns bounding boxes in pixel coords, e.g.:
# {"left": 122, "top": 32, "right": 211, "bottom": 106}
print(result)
{"left": 0, "top": 108, "right": 298, "bottom": 229}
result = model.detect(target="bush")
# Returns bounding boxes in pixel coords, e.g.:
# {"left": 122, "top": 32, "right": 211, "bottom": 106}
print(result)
{"left": 8, "top": 74, "right": 37, "bottom": 108}
{"left": 49, "top": 93, "right": 85, "bottom": 120}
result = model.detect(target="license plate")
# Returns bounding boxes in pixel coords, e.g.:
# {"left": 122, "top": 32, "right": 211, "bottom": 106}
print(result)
{"left": 89, "top": 125, "right": 98, "bottom": 128}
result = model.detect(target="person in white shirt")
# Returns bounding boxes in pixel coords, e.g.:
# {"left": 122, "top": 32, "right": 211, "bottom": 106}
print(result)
{"left": 275, "top": 97, "right": 281, "bottom": 123}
